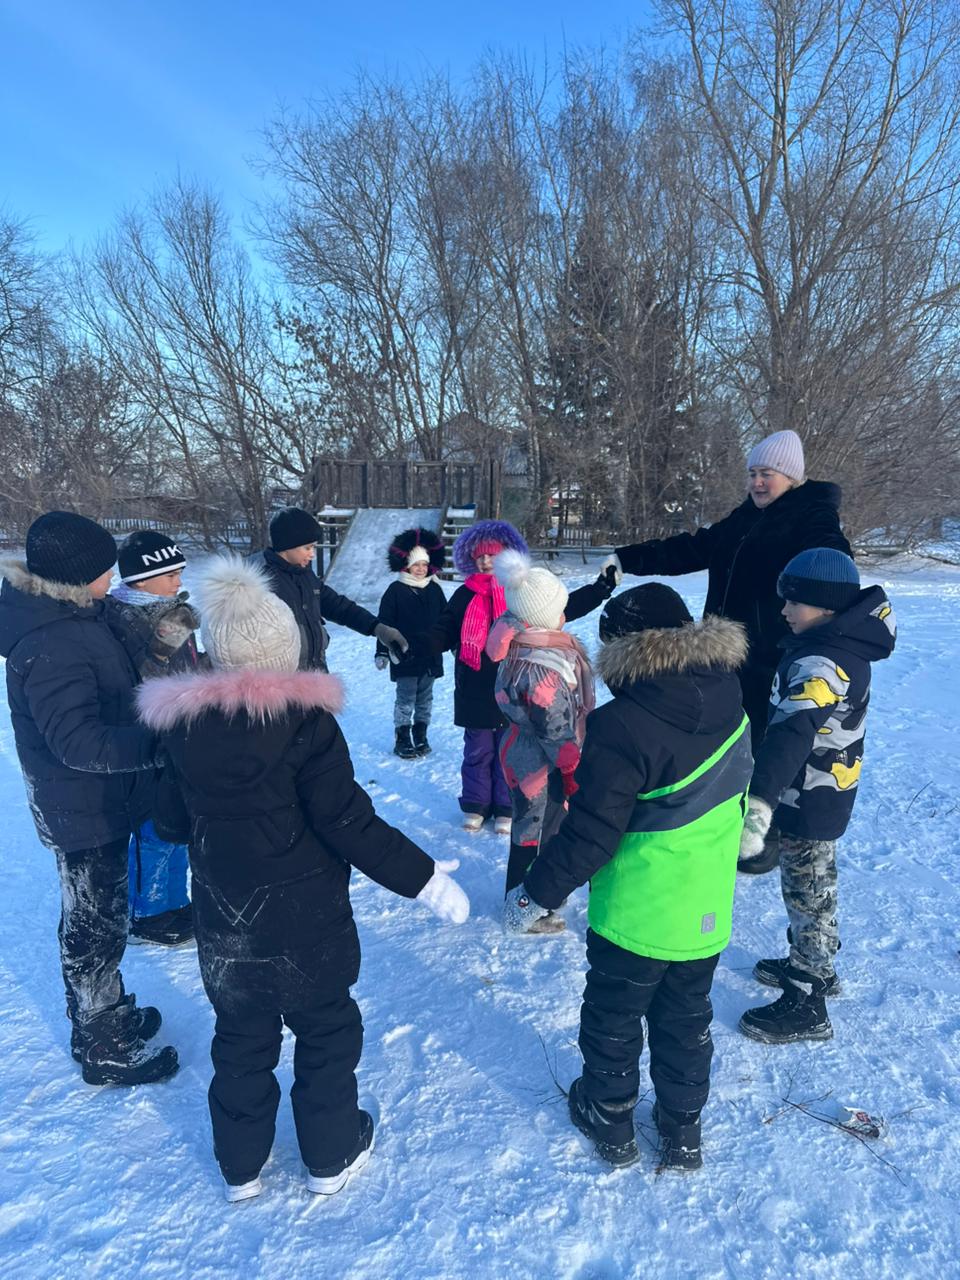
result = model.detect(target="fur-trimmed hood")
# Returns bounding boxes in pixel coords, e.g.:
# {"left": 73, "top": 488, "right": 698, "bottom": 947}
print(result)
{"left": 597, "top": 615, "right": 747, "bottom": 687}
{"left": 452, "top": 519, "right": 528, "bottom": 576}
{"left": 137, "top": 666, "right": 344, "bottom": 730}
{"left": 0, "top": 559, "right": 96, "bottom": 607}
{"left": 0, "top": 559, "right": 103, "bottom": 659}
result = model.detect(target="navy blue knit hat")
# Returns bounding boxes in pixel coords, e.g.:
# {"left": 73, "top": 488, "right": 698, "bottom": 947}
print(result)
{"left": 778, "top": 548, "right": 860, "bottom": 612}
{"left": 26, "top": 511, "right": 117, "bottom": 587}
{"left": 270, "top": 507, "right": 322, "bottom": 553}
{"left": 599, "top": 583, "right": 693, "bottom": 640}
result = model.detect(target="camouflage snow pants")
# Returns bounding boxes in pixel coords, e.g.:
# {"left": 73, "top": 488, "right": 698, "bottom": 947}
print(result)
{"left": 780, "top": 835, "right": 839, "bottom": 982}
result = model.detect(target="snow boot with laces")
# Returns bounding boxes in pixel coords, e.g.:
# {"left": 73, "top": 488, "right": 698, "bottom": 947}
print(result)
{"left": 739, "top": 966, "right": 834, "bottom": 1044}
{"left": 71, "top": 991, "right": 162, "bottom": 1063}
{"left": 567, "top": 1077, "right": 639, "bottom": 1167}
{"left": 652, "top": 1101, "right": 703, "bottom": 1172}
{"left": 81, "top": 1000, "right": 179, "bottom": 1086}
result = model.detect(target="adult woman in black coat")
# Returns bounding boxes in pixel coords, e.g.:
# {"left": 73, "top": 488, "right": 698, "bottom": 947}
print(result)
{"left": 141, "top": 555, "right": 468, "bottom": 1203}
{"left": 613, "top": 430, "right": 851, "bottom": 749}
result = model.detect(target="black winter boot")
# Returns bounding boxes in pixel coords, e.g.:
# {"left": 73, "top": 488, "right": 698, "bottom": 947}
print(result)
{"left": 753, "top": 956, "right": 841, "bottom": 997}
{"left": 71, "top": 992, "right": 162, "bottom": 1063}
{"left": 129, "top": 904, "right": 194, "bottom": 946}
{"left": 568, "top": 1077, "right": 639, "bottom": 1167}
{"left": 652, "top": 1101, "right": 703, "bottom": 1172}
{"left": 412, "top": 722, "right": 431, "bottom": 756}
{"left": 739, "top": 967, "right": 833, "bottom": 1044}
{"left": 394, "top": 725, "right": 419, "bottom": 759}
{"left": 81, "top": 1002, "right": 179, "bottom": 1086}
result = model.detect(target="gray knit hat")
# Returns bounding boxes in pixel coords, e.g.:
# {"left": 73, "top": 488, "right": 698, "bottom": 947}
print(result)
{"left": 747, "top": 430, "right": 805, "bottom": 483}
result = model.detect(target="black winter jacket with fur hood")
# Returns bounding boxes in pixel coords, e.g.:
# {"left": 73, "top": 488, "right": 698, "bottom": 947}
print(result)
{"left": 139, "top": 666, "right": 435, "bottom": 1011}
{"left": 0, "top": 561, "right": 158, "bottom": 852}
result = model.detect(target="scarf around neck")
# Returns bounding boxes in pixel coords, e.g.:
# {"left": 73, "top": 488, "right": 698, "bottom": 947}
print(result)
{"left": 507, "top": 627, "right": 596, "bottom": 742}
{"left": 460, "top": 572, "right": 507, "bottom": 671}
{"left": 398, "top": 571, "right": 432, "bottom": 589}
{"left": 111, "top": 581, "right": 177, "bottom": 608}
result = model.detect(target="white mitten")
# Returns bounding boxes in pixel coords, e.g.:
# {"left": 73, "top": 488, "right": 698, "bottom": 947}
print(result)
{"left": 374, "top": 654, "right": 389, "bottom": 671}
{"left": 600, "top": 554, "right": 623, "bottom": 586}
{"left": 417, "top": 858, "right": 469, "bottom": 924}
{"left": 739, "top": 797, "right": 774, "bottom": 858}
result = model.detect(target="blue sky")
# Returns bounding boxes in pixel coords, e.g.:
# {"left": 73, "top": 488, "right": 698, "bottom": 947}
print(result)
{"left": 2, "top": 0, "right": 652, "bottom": 254}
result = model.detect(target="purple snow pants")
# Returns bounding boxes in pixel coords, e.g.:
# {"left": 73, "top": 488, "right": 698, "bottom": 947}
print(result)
{"left": 459, "top": 728, "right": 512, "bottom": 818}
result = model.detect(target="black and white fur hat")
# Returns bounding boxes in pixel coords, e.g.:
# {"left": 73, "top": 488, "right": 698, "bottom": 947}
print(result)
{"left": 387, "top": 527, "right": 445, "bottom": 574}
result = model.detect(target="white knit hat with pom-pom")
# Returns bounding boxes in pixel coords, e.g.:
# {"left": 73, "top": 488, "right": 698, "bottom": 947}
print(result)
{"left": 195, "top": 555, "right": 301, "bottom": 672}
{"left": 494, "top": 550, "right": 569, "bottom": 630}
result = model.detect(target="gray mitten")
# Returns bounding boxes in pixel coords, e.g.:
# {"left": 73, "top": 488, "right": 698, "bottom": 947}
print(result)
{"left": 503, "top": 884, "right": 549, "bottom": 935}
{"left": 374, "top": 622, "right": 409, "bottom": 663}
{"left": 153, "top": 602, "right": 201, "bottom": 661}
{"left": 375, "top": 654, "right": 389, "bottom": 671}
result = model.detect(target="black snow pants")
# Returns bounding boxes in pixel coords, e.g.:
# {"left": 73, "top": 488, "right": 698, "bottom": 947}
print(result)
{"left": 55, "top": 838, "right": 130, "bottom": 1029}
{"left": 579, "top": 929, "right": 720, "bottom": 1119}
{"left": 209, "top": 993, "right": 364, "bottom": 1183}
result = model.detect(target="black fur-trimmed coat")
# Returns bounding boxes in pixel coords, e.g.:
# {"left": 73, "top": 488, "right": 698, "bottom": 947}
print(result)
{"left": 138, "top": 666, "right": 435, "bottom": 1012}
{"left": 0, "top": 561, "right": 158, "bottom": 852}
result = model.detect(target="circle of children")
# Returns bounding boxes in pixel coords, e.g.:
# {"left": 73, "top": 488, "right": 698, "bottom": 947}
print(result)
{"left": 0, "top": 429, "right": 897, "bottom": 1200}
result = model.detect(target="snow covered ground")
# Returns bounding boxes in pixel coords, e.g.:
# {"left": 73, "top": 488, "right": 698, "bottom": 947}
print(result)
{"left": 1, "top": 556, "right": 959, "bottom": 1280}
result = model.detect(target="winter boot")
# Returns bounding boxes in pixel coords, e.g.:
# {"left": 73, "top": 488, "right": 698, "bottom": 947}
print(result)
{"left": 81, "top": 1002, "right": 179, "bottom": 1086}
{"left": 412, "top": 722, "right": 431, "bottom": 756}
{"left": 307, "top": 1111, "right": 375, "bottom": 1195}
{"left": 652, "top": 1101, "right": 703, "bottom": 1172}
{"left": 753, "top": 956, "right": 841, "bottom": 997}
{"left": 394, "top": 725, "right": 419, "bottom": 759}
{"left": 567, "top": 1077, "right": 639, "bottom": 1167}
{"left": 71, "top": 992, "right": 162, "bottom": 1063}
{"left": 129, "top": 904, "right": 194, "bottom": 946}
{"left": 739, "top": 967, "right": 834, "bottom": 1044}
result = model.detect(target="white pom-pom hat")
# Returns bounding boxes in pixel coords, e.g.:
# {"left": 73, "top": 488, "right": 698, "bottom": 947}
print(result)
{"left": 494, "top": 549, "right": 568, "bottom": 630}
{"left": 195, "top": 555, "right": 302, "bottom": 672}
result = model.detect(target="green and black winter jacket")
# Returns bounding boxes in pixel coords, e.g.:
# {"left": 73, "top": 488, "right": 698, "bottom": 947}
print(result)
{"left": 524, "top": 615, "right": 752, "bottom": 961}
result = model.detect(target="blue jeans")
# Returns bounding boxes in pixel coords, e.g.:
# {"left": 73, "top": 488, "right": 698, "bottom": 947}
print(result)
{"left": 393, "top": 674, "right": 435, "bottom": 727}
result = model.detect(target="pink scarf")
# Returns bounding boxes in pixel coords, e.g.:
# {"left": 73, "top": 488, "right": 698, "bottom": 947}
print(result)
{"left": 509, "top": 627, "right": 596, "bottom": 742}
{"left": 460, "top": 572, "right": 507, "bottom": 671}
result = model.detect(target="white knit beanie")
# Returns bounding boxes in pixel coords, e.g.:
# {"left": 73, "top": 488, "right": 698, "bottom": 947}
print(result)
{"left": 407, "top": 545, "right": 430, "bottom": 567}
{"left": 747, "top": 429, "right": 805, "bottom": 483}
{"left": 494, "top": 550, "right": 568, "bottom": 630}
{"left": 195, "top": 555, "right": 302, "bottom": 672}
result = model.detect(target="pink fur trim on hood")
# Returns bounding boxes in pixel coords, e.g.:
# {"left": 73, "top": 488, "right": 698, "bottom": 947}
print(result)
{"left": 137, "top": 667, "right": 345, "bottom": 730}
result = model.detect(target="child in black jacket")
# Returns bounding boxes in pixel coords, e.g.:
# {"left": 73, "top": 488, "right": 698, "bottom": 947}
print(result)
{"left": 140, "top": 556, "right": 469, "bottom": 1203}
{"left": 375, "top": 527, "right": 447, "bottom": 759}
{"left": 737, "top": 548, "right": 896, "bottom": 1044}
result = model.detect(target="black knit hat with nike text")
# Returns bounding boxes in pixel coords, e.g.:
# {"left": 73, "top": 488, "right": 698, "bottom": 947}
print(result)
{"left": 118, "top": 530, "right": 187, "bottom": 583}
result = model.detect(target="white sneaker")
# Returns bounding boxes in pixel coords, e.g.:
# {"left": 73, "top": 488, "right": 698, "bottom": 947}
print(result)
{"left": 223, "top": 1176, "right": 262, "bottom": 1203}
{"left": 494, "top": 817, "right": 512, "bottom": 837}
{"left": 462, "top": 813, "right": 484, "bottom": 833}
{"left": 307, "top": 1112, "right": 375, "bottom": 1196}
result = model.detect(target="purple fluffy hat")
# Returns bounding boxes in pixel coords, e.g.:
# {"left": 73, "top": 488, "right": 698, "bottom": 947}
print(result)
{"left": 452, "top": 519, "right": 528, "bottom": 576}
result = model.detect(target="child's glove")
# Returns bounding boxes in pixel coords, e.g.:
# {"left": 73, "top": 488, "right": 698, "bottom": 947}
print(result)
{"left": 374, "top": 623, "right": 409, "bottom": 663}
{"left": 562, "top": 772, "right": 579, "bottom": 798}
{"left": 152, "top": 602, "right": 201, "bottom": 661}
{"left": 417, "top": 858, "right": 470, "bottom": 924}
{"left": 600, "top": 554, "right": 623, "bottom": 586}
{"left": 503, "top": 884, "right": 549, "bottom": 935}
{"left": 374, "top": 654, "right": 389, "bottom": 671}
{"left": 739, "top": 797, "right": 774, "bottom": 858}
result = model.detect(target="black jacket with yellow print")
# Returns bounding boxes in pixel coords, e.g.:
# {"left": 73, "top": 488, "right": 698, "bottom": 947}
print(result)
{"left": 750, "top": 585, "right": 896, "bottom": 840}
